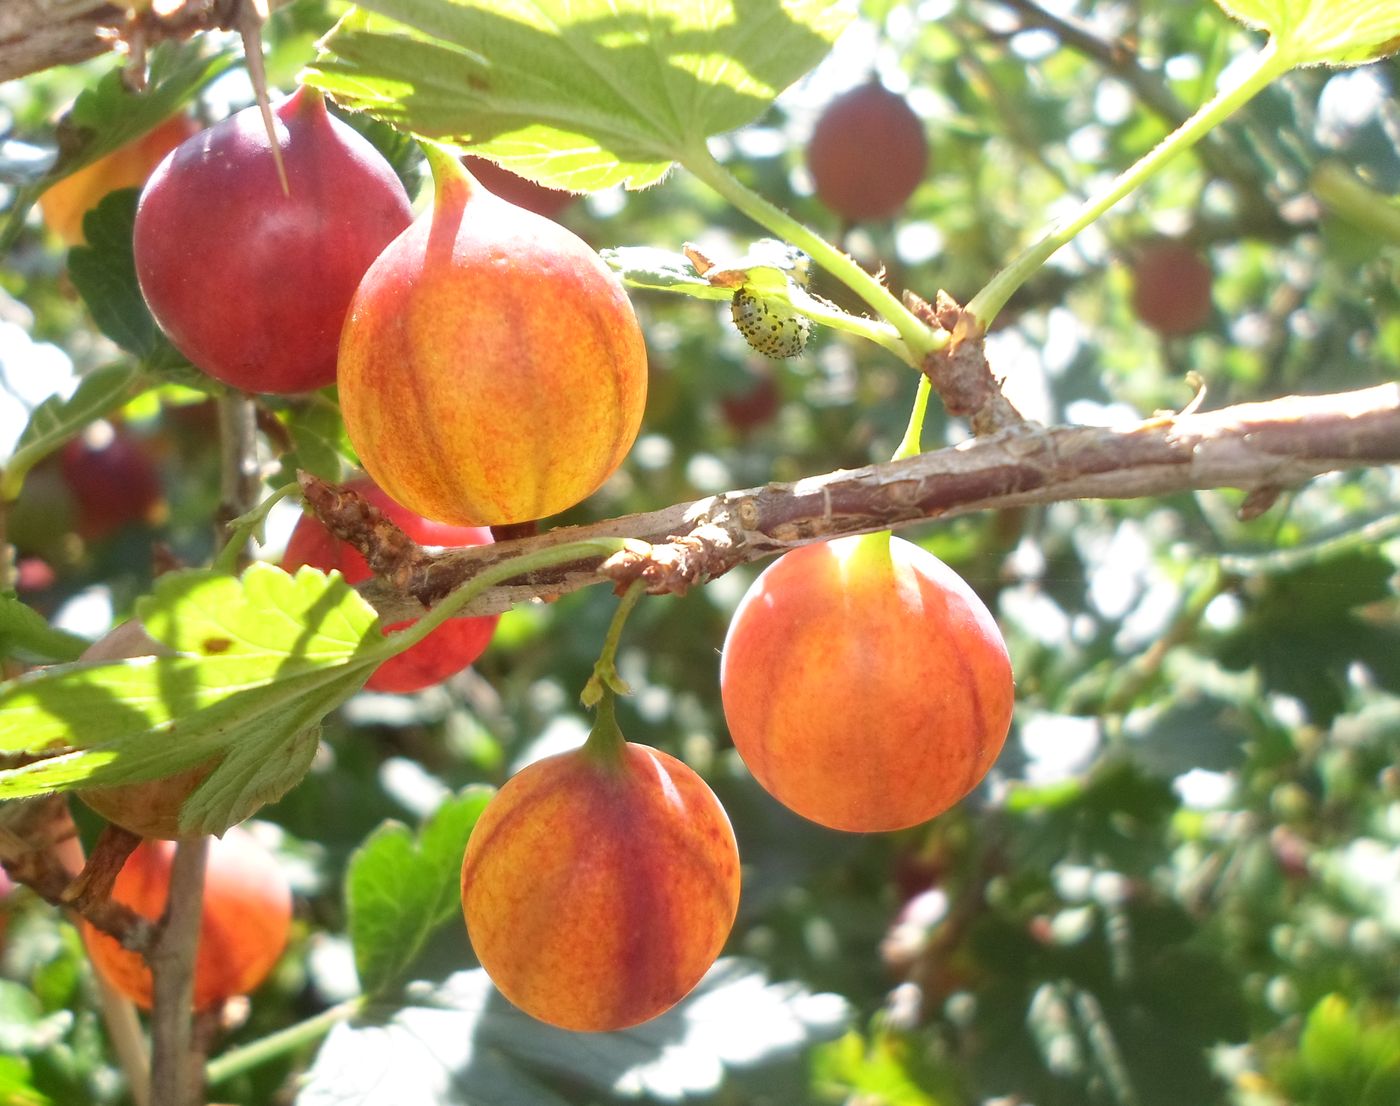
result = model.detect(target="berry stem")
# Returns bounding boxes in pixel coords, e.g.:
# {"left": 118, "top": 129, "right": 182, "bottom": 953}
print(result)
{"left": 891, "top": 374, "right": 934, "bottom": 462}
{"left": 583, "top": 681, "right": 627, "bottom": 765}
{"left": 579, "top": 578, "right": 648, "bottom": 764}
{"left": 681, "top": 143, "right": 940, "bottom": 365}
{"left": 581, "top": 578, "right": 647, "bottom": 707}
{"left": 420, "top": 139, "right": 477, "bottom": 206}
{"left": 965, "top": 39, "right": 1290, "bottom": 328}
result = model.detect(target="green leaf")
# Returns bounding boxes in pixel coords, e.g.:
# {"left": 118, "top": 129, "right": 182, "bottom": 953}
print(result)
{"left": 1214, "top": 549, "right": 1400, "bottom": 725}
{"left": 0, "top": 597, "right": 89, "bottom": 665}
{"left": 0, "top": 363, "right": 144, "bottom": 501}
{"left": 347, "top": 787, "right": 494, "bottom": 995}
{"left": 0, "top": 564, "right": 387, "bottom": 836}
{"left": 298, "top": 960, "right": 850, "bottom": 1105}
{"left": 0, "top": 1055, "right": 50, "bottom": 1106}
{"left": 604, "top": 238, "right": 809, "bottom": 301}
{"left": 66, "top": 190, "right": 185, "bottom": 370}
{"left": 306, "top": 0, "right": 853, "bottom": 191}
{"left": 280, "top": 401, "right": 359, "bottom": 484}
{"left": 0, "top": 980, "right": 70, "bottom": 1059}
{"left": 1, "top": 42, "right": 236, "bottom": 249}
{"left": 1281, "top": 996, "right": 1400, "bottom": 1106}
{"left": 602, "top": 246, "right": 729, "bottom": 299}
{"left": 1214, "top": 0, "right": 1400, "bottom": 66}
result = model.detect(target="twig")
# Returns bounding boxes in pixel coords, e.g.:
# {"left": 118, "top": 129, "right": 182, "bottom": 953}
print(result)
{"left": 215, "top": 392, "right": 262, "bottom": 566}
{"left": 95, "top": 974, "right": 152, "bottom": 1106}
{"left": 0, "top": 0, "right": 296, "bottom": 83}
{"left": 910, "top": 291, "right": 1025, "bottom": 434}
{"left": 148, "top": 838, "right": 209, "bottom": 1106}
{"left": 994, "top": 0, "right": 1285, "bottom": 227}
{"left": 348, "top": 382, "right": 1400, "bottom": 623}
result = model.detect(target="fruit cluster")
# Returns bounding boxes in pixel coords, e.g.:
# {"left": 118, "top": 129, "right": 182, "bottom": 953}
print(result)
{"left": 79, "top": 84, "right": 1014, "bottom": 1035}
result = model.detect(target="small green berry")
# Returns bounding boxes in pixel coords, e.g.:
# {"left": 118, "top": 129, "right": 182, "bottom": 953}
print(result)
{"left": 730, "top": 289, "right": 812, "bottom": 359}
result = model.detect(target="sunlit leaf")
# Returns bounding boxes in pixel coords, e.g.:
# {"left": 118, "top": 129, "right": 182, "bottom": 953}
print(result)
{"left": 0, "top": 363, "right": 144, "bottom": 501}
{"left": 0, "top": 597, "right": 89, "bottom": 665}
{"left": 0, "top": 565, "right": 387, "bottom": 836}
{"left": 306, "top": 0, "right": 853, "bottom": 191}
{"left": 1215, "top": 0, "right": 1400, "bottom": 66}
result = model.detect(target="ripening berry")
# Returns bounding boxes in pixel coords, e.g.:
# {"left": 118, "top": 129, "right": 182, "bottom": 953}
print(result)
{"left": 80, "top": 827, "right": 292, "bottom": 1011}
{"left": 281, "top": 478, "right": 499, "bottom": 693}
{"left": 1129, "top": 241, "right": 1214, "bottom": 336}
{"left": 806, "top": 81, "right": 928, "bottom": 222}
{"left": 721, "top": 532, "right": 1014, "bottom": 832}
{"left": 462, "top": 739, "right": 740, "bottom": 1031}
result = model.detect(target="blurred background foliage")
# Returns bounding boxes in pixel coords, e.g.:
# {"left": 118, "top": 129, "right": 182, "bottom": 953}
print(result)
{"left": 1, "top": 1, "right": 1399, "bottom": 1104}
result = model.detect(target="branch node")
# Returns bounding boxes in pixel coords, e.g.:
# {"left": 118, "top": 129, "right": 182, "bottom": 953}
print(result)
{"left": 920, "top": 292, "right": 1025, "bottom": 436}
{"left": 296, "top": 471, "right": 435, "bottom": 604}
{"left": 600, "top": 525, "right": 740, "bottom": 595}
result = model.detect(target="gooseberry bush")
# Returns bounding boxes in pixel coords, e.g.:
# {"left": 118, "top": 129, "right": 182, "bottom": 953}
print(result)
{"left": 1, "top": 2, "right": 1400, "bottom": 1105}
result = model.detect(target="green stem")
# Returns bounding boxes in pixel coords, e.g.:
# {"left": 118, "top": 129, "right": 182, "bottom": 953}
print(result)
{"left": 372, "top": 538, "right": 633, "bottom": 664}
{"left": 205, "top": 997, "right": 366, "bottom": 1086}
{"left": 891, "top": 374, "right": 934, "bottom": 461}
{"left": 966, "top": 40, "right": 1289, "bottom": 327}
{"left": 680, "top": 143, "right": 938, "bottom": 364}
{"left": 583, "top": 683, "right": 627, "bottom": 764}
{"left": 578, "top": 578, "right": 649, "bottom": 763}
{"left": 788, "top": 287, "right": 910, "bottom": 360}
{"left": 211, "top": 482, "right": 299, "bottom": 575}
{"left": 1310, "top": 161, "right": 1400, "bottom": 247}
{"left": 580, "top": 578, "right": 648, "bottom": 707}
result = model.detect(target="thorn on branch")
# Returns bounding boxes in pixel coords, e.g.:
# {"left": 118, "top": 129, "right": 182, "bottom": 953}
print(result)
{"left": 916, "top": 291, "right": 1025, "bottom": 436}
{"left": 296, "top": 471, "right": 436, "bottom": 604}
{"left": 1238, "top": 485, "right": 1284, "bottom": 520}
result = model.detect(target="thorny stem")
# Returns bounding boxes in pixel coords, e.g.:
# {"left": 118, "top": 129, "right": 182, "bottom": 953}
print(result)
{"left": 966, "top": 41, "right": 1289, "bottom": 327}
{"left": 142, "top": 391, "right": 263, "bottom": 1105}
{"left": 215, "top": 393, "right": 262, "bottom": 568}
{"left": 352, "top": 383, "right": 1400, "bottom": 624}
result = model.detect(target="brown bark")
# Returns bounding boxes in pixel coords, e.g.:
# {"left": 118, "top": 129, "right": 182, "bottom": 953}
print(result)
{"left": 0, "top": 1, "right": 122, "bottom": 83}
{"left": 331, "top": 382, "right": 1400, "bottom": 623}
